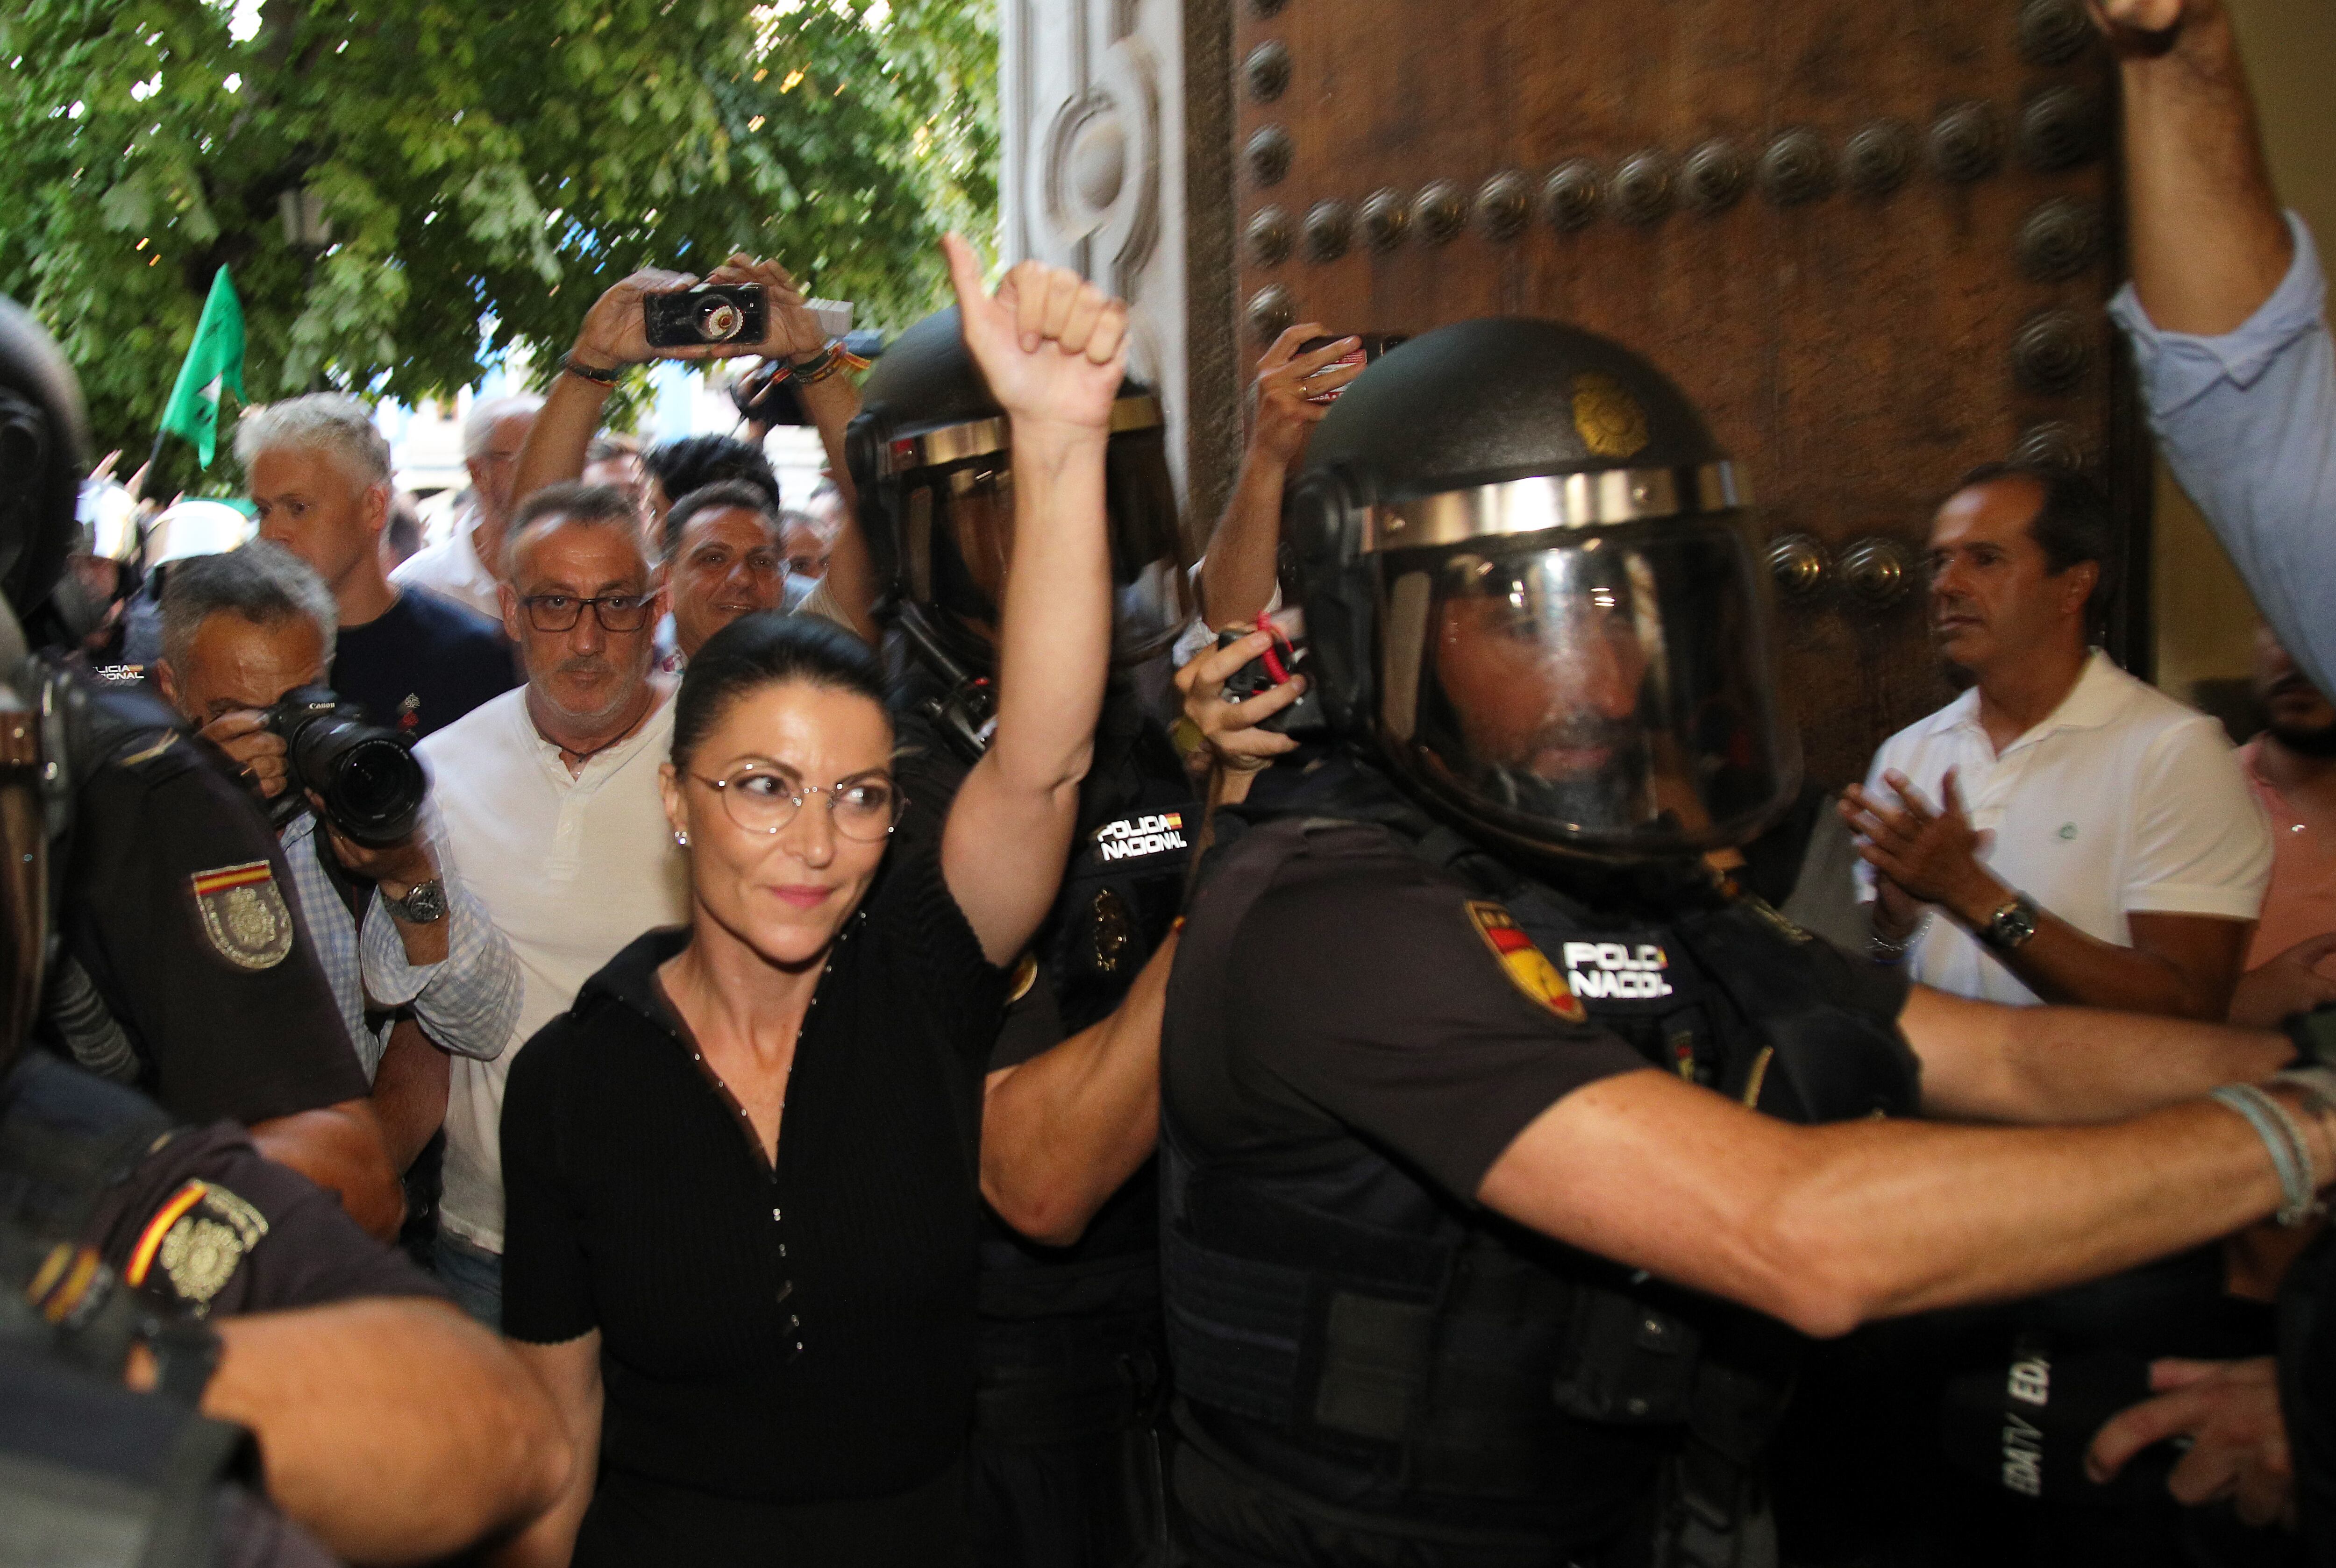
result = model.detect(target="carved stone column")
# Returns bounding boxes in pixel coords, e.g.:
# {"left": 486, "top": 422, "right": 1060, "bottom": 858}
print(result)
{"left": 1001, "top": 0, "right": 1237, "bottom": 551}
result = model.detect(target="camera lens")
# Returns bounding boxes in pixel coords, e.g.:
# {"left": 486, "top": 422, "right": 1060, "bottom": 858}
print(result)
{"left": 285, "top": 705, "right": 427, "bottom": 846}
{"left": 699, "top": 299, "right": 744, "bottom": 341}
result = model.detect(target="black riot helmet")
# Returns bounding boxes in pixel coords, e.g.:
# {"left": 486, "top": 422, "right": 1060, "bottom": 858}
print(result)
{"left": 845, "top": 306, "right": 1192, "bottom": 672}
{"left": 0, "top": 297, "right": 86, "bottom": 639}
{"left": 0, "top": 297, "right": 85, "bottom": 1073}
{"left": 1286, "top": 318, "right": 1800, "bottom": 865}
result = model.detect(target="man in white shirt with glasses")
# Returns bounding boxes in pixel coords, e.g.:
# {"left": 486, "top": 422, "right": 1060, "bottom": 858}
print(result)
{"left": 416, "top": 481, "right": 689, "bottom": 1324}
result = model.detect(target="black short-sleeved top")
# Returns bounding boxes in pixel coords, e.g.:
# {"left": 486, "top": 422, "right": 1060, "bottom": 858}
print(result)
{"left": 1167, "top": 817, "right": 1655, "bottom": 1204}
{"left": 499, "top": 830, "right": 1009, "bottom": 1534}
{"left": 329, "top": 590, "right": 516, "bottom": 742}
{"left": 57, "top": 681, "right": 369, "bottom": 1126}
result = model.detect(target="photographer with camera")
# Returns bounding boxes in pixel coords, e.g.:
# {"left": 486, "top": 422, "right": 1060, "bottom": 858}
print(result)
{"left": 153, "top": 543, "right": 520, "bottom": 1189}
{"left": 510, "top": 251, "right": 880, "bottom": 641}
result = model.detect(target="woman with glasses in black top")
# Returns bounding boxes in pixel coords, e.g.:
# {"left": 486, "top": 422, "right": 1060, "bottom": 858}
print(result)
{"left": 492, "top": 239, "right": 1133, "bottom": 1568}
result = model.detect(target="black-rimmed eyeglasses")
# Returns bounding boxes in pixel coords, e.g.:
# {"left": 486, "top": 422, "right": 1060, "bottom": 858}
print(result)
{"left": 519, "top": 593, "right": 658, "bottom": 633}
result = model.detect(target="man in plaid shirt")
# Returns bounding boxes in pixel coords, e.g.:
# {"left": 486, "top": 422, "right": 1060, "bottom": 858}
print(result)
{"left": 154, "top": 543, "right": 520, "bottom": 1177}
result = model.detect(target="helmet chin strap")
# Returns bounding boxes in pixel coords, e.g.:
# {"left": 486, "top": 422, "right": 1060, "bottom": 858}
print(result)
{"left": 897, "top": 602, "right": 999, "bottom": 765}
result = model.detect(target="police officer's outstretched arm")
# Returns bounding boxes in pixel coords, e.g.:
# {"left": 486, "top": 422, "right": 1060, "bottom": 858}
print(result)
{"left": 1475, "top": 1029, "right": 2319, "bottom": 1338}
{"left": 934, "top": 234, "right": 1125, "bottom": 965}
{"left": 983, "top": 933, "right": 1175, "bottom": 1246}
{"left": 131, "top": 1297, "right": 573, "bottom": 1564}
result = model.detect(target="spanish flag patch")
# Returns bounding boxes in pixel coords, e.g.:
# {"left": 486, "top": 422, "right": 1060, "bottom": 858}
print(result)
{"left": 1464, "top": 901, "right": 1587, "bottom": 1023}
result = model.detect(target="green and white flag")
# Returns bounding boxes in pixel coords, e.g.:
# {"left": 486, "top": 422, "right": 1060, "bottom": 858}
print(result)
{"left": 158, "top": 266, "right": 247, "bottom": 468}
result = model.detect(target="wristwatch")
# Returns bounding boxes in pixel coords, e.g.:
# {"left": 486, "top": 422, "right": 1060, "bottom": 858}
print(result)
{"left": 1978, "top": 892, "right": 2040, "bottom": 953}
{"left": 381, "top": 877, "right": 448, "bottom": 925}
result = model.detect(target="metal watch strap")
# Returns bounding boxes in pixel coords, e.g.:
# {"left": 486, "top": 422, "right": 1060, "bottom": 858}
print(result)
{"left": 382, "top": 877, "right": 447, "bottom": 924}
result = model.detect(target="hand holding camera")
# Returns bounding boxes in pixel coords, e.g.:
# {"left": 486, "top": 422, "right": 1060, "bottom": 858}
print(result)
{"left": 568, "top": 254, "right": 850, "bottom": 375}
{"left": 1174, "top": 624, "right": 1309, "bottom": 777}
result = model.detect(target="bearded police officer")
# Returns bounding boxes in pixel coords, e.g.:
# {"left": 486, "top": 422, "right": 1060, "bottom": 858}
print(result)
{"left": 1160, "top": 318, "right": 2336, "bottom": 1568}
{"left": 848, "top": 305, "right": 1197, "bottom": 1568}
{"left": 0, "top": 296, "right": 568, "bottom": 1563}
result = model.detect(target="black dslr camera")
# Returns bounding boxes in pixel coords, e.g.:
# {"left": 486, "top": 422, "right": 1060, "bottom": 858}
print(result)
{"left": 644, "top": 283, "right": 768, "bottom": 349}
{"left": 260, "top": 686, "right": 427, "bottom": 846}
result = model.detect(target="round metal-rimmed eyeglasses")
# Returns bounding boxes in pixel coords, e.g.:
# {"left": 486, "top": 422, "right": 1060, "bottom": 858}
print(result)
{"left": 687, "top": 767, "right": 902, "bottom": 841}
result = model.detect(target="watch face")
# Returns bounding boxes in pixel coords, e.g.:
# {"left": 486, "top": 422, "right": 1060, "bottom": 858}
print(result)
{"left": 395, "top": 881, "right": 448, "bottom": 922}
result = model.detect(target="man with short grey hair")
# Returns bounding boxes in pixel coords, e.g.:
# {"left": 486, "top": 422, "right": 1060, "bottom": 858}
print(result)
{"left": 239, "top": 393, "right": 514, "bottom": 742}
{"left": 156, "top": 543, "right": 520, "bottom": 1195}
{"left": 392, "top": 392, "right": 546, "bottom": 621}
{"left": 416, "top": 481, "right": 688, "bottom": 1325}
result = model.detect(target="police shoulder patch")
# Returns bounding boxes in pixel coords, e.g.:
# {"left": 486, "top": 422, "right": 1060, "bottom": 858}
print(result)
{"left": 125, "top": 1180, "right": 270, "bottom": 1313}
{"left": 190, "top": 861, "right": 295, "bottom": 970}
{"left": 1464, "top": 900, "right": 1588, "bottom": 1023}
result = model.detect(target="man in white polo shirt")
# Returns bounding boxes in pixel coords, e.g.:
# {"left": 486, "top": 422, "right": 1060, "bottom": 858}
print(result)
{"left": 417, "top": 480, "right": 688, "bottom": 1325}
{"left": 1844, "top": 463, "right": 2269, "bottom": 1017}
{"left": 392, "top": 392, "right": 544, "bottom": 622}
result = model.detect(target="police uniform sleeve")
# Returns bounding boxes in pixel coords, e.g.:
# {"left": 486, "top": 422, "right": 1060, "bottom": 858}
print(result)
{"left": 1224, "top": 836, "right": 1651, "bottom": 1202}
{"left": 498, "top": 1023, "right": 597, "bottom": 1346}
{"left": 88, "top": 1122, "right": 447, "bottom": 1318}
{"left": 67, "top": 741, "right": 370, "bottom": 1126}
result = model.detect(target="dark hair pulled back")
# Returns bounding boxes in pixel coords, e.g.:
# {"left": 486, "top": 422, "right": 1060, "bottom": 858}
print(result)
{"left": 670, "top": 610, "right": 889, "bottom": 770}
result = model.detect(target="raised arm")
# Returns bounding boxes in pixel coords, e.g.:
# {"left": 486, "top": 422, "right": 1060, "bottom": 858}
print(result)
{"left": 130, "top": 1297, "right": 573, "bottom": 1566}
{"left": 511, "top": 267, "right": 697, "bottom": 511}
{"left": 1198, "top": 326, "right": 1363, "bottom": 625}
{"left": 936, "top": 236, "right": 1125, "bottom": 964}
{"left": 2097, "top": 0, "right": 2293, "bottom": 335}
{"left": 511, "top": 256, "right": 837, "bottom": 516}
{"left": 983, "top": 934, "right": 1174, "bottom": 1246}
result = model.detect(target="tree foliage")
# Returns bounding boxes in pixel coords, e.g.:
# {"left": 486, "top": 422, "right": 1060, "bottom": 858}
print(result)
{"left": 0, "top": 0, "right": 996, "bottom": 485}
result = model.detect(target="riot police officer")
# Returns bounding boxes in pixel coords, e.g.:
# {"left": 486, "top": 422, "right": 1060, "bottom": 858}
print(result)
{"left": 848, "top": 305, "right": 1197, "bottom": 1568}
{"left": 0, "top": 298, "right": 399, "bottom": 1237}
{"left": 1161, "top": 318, "right": 2336, "bottom": 1568}
{"left": 0, "top": 297, "right": 569, "bottom": 1562}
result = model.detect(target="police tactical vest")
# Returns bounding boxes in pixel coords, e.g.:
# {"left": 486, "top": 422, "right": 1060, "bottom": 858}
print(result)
{"left": 0, "top": 1053, "right": 252, "bottom": 1568}
{"left": 1161, "top": 791, "right": 1920, "bottom": 1565}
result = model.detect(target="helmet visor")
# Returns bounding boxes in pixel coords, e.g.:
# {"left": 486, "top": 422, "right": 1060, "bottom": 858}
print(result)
{"left": 890, "top": 421, "right": 1192, "bottom": 669}
{"left": 1375, "top": 515, "right": 1798, "bottom": 858}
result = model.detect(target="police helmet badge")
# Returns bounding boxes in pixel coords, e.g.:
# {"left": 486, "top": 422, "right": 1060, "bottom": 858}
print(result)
{"left": 1570, "top": 371, "right": 1649, "bottom": 460}
{"left": 190, "top": 860, "right": 296, "bottom": 970}
{"left": 1464, "top": 901, "right": 1588, "bottom": 1023}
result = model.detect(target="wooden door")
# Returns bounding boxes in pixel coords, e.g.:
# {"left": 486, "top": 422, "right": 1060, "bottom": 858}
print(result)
{"left": 1228, "top": 0, "right": 2139, "bottom": 787}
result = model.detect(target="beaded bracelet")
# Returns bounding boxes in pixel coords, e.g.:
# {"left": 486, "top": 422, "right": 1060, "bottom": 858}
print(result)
{"left": 2211, "top": 1082, "right": 2324, "bottom": 1227}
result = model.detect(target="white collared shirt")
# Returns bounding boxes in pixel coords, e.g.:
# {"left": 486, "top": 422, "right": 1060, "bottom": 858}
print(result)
{"left": 391, "top": 508, "right": 503, "bottom": 623}
{"left": 1857, "top": 650, "right": 2271, "bottom": 1005}
{"left": 417, "top": 687, "right": 690, "bottom": 1251}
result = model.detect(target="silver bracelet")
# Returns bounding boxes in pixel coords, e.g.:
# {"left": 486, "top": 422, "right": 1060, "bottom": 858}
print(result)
{"left": 2209, "top": 1083, "right": 2324, "bottom": 1227}
{"left": 1866, "top": 915, "right": 1926, "bottom": 966}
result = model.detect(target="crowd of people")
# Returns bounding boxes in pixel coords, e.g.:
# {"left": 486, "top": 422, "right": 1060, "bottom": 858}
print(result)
{"left": 7, "top": 0, "right": 2336, "bottom": 1564}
